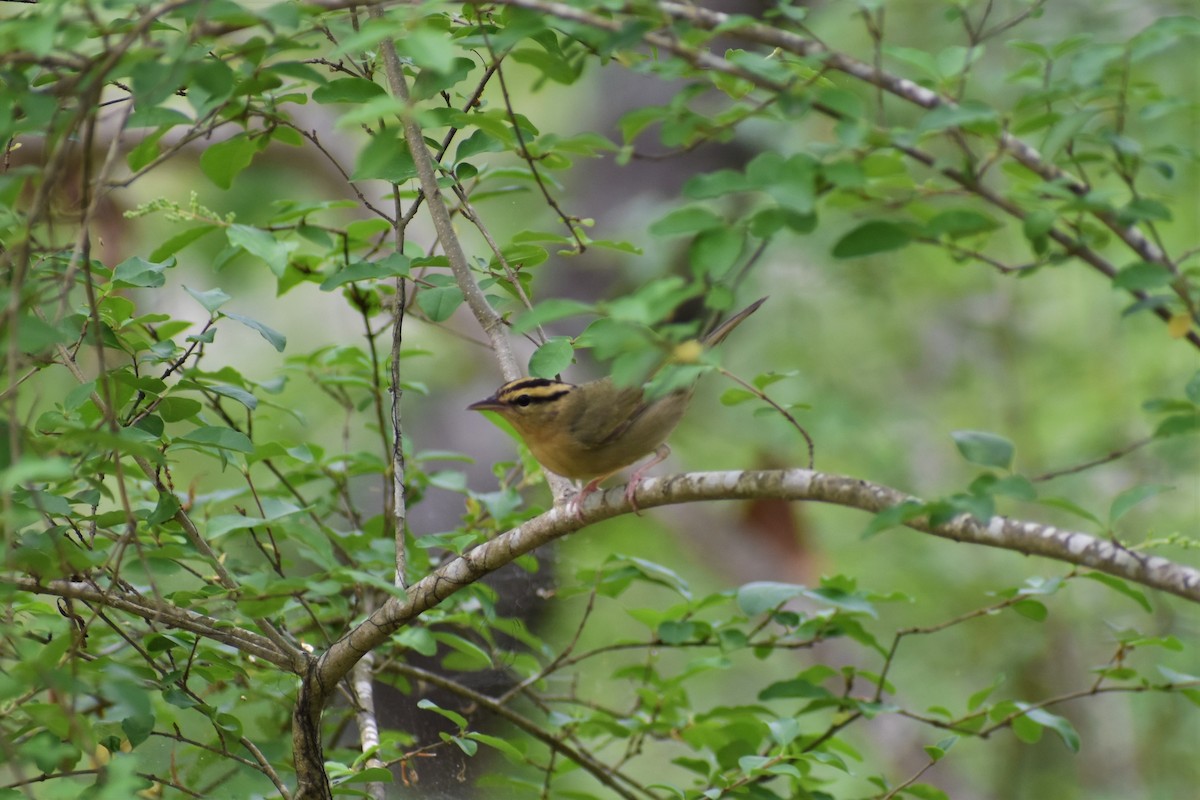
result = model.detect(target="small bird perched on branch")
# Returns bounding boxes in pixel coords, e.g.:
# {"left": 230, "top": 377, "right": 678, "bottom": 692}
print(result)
{"left": 469, "top": 297, "right": 766, "bottom": 517}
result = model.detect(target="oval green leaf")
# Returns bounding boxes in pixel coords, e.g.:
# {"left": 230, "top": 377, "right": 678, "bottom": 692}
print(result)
{"left": 528, "top": 337, "right": 574, "bottom": 378}
{"left": 832, "top": 220, "right": 912, "bottom": 258}
{"left": 951, "top": 430, "right": 1015, "bottom": 469}
{"left": 416, "top": 286, "right": 465, "bottom": 323}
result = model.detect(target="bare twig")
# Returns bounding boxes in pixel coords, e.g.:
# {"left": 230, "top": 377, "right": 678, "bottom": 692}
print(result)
{"left": 7, "top": 577, "right": 290, "bottom": 667}
{"left": 1031, "top": 436, "right": 1155, "bottom": 482}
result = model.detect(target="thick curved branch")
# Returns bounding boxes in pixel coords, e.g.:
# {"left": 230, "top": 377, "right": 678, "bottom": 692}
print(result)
{"left": 313, "top": 468, "right": 1199, "bottom": 694}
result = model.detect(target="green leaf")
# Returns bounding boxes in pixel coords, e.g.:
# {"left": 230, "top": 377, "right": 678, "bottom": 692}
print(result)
{"left": 749, "top": 207, "right": 817, "bottom": 237}
{"left": 14, "top": 315, "right": 70, "bottom": 353}
{"left": 884, "top": 45, "right": 939, "bottom": 79}
{"left": 210, "top": 383, "right": 258, "bottom": 410}
{"left": 147, "top": 491, "right": 181, "bottom": 525}
{"left": 754, "top": 372, "right": 799, "bottom": 392}
{"left": 617, "top": 105, "right": 667, "bottom": 143}
{"left": 684, "top": 169, "right": 751, "bottom": 199}
{"left": 936, "top": 44, "right": 980, "bottom": 77}
{"left": 1119, "top": 198, "right": 1171, "bottom": 224}
{"left": 988, "top": 474, "right": 1037, "bottom": 501}
{"left": 351, "top": 131, "right": 416, "bottom": 182}
{"left": 528, "top": 337, "right": 574, "bottom": 378}
{"left": 744, "top": 152, "right": 819, "bottom": 213}
{"left": 1037, "top": 496, "right": 1103, "bottom": 526}
{"left": 151, "top": 224, "right": 217, "bottom": 261}
{"left": 510, "top": 47, "right": 579, "bottom": 85}
{"left": 759, "top": 677, "right": 833, "bottom": 701}
{"left": 967, "top": 674, "right": 1005, "bottom": 711}
{"left": 1012, "top": 599, "right": 1048, "bottom": 621}
{"left": 184, "top": 285, "right": 231, "bottom": 313}
{"left": 1112, "top": 262, "right": 1175, "bottom": 291}
{"left": 807, "top": 577, "right": 878, "bottom": 617}
{"left": 927, "top": 209, "right": 1001, "bottom": 239}
{"left": 862, "top": 500, "right": 925, "bottom": 538}
{"left": 657, "top": 620, "right": 698, "bottom": 645}
{"left": 224, "top": 312, "right": 286, "bottom": 352}
{"left": 767, "top": 717, "right": 801, "bottom": 746}
{"left": 1120, "top": 294, "right": 1173, "bottom": 319}
{"left": 511, "top": 298, "right": 594, "bottom": 334}
{"left": 466, "top": 732, "right": 526, "bottom": 763}
{"left": 416, "top": 698, "right": 468, "bottom": 729}
{"left": 188, "top": 59, "right": 235, "bottom": 117}
{"left": 1022, "top": 208, "right": 1056, "bottom": 254}
{"left": 737, "top": 581, "right": 804, "bottom": 615}
{"left": 175, "top": 425, "right": 254, "bottom": 453}
{"left": 199, "top": 134, "right": 258, "bottom": 190}
{"left": 1108, "top": 483, "right": 1173, "bottom": 525}
{"left": 121, "top": 712, "right": 155, "bottom": 747}
{"left": 339, "top": 767, "right": 394, "bottom": 784}
{"left": 433, "top": 631, "right": 493, "bottom": 670}
{"left": 923, "top": 734, "right": 957, "bottom": 762}
{"left": 619, "top": 556, "right": 692, "bottom": 599}
{"left": 720, "top": 388, "right": 757, "bottom": 406}
{"left": 1, "top": 457, "right": 74, "bottom": 489}
{"left": 447, "top": 735, "right": 478, "bottom": 756}
{"left": 157, "top": 397, "right": 202, "bottom": 422}
{"left": 1154, "top": 413, "right": 1200, "bottom": 437}
{"left": 416, "top": 286, "right": 464, "bottom": 322}
{"left": 649, "top": 206, "right": 724, "bottom": 237}
{"left": 1025, "top": 707, "right": 1081, "bottom": 752}
{"left": 689, "top": 226, "right": 744, "bottom": 280}
{"left": 312, "top": 77, "right": 384, "bottom": 104}
{"left": 402, "top": 26, "right": 458, "bottom": 73}
{"left": 1186, "top": 370, "right": 1200, "bottom": 405}
{"left": 396, "top": 627, "right": 437, "bottom": 657}
{"left": 113, "top": 256, "right": 173, "bottom": 288}
{"left": 227, "top": 225, "right": 292, "bottom": 277}
{"left": 832, "top": 220, "right": 912, "bottom": 258}
{"left": 319, "top": 256, "right": 410, "bottom": 290}
{"left": 346, "top": 218, "right": 392, "bottom": 242}
{"left": 1080, "top": 573, "right": 1152, "bottom": 612}
{"left": 946, "top": 491, "right": 994, "bottom": 523}
{"left": 22, "top": 731, "right": 81, "bottom": 774}
{"left": 902, "top": 783, "right": 951, "bottom": 800}
{"left": 1007, "top": 707, "right": 1043, "bottom": 743}
{"left": 951, "top": 430, "right": 1014, "bottom": 469}
{"left": 917, "top": 101, "right": 1000, "bottom": 134}
{"left": 1158, "top": 665, "right": 1200, "bottom": 684}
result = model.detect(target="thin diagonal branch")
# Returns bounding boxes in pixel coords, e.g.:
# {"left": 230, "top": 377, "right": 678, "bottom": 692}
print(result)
{"left": 370, "top": 5, "right": 520, "bottom": 382}
{"left": 6, "top": 577, "right": 291, "bottom": 668}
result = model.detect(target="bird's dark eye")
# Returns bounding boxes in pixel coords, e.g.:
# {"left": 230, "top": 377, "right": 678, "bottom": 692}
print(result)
{"left": 514, "top": 395, "right": 532, "bottom": 407}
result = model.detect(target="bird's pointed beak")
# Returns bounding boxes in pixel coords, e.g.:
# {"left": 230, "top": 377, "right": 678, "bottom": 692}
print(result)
{"left": 467, "top": 395, "right": 504, "bottom": 412}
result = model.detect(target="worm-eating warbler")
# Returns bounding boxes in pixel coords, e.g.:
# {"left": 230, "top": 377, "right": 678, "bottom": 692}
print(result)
{"left": 469, "top": 297, "right": 765, "bottom": 516}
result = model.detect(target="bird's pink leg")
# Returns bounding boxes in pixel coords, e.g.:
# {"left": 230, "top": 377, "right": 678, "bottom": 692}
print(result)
{"left": 567, "top": 476, "right": 607, "bottom": 519}
{"left": 624, "top": 444, "right": 670, "bottom": 515}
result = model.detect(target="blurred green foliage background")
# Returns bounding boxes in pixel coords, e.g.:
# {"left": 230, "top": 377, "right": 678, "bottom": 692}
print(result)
{"left": 2, "top": 0, "right": 1197, "bottom": 797}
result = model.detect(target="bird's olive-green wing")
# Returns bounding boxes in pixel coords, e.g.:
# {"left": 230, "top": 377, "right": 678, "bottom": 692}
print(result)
{"left": 568, "top": 378, "right": 690, "bottom": 451}
{"left": 563, "top": 378, "right": 649, "bottom": 450}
